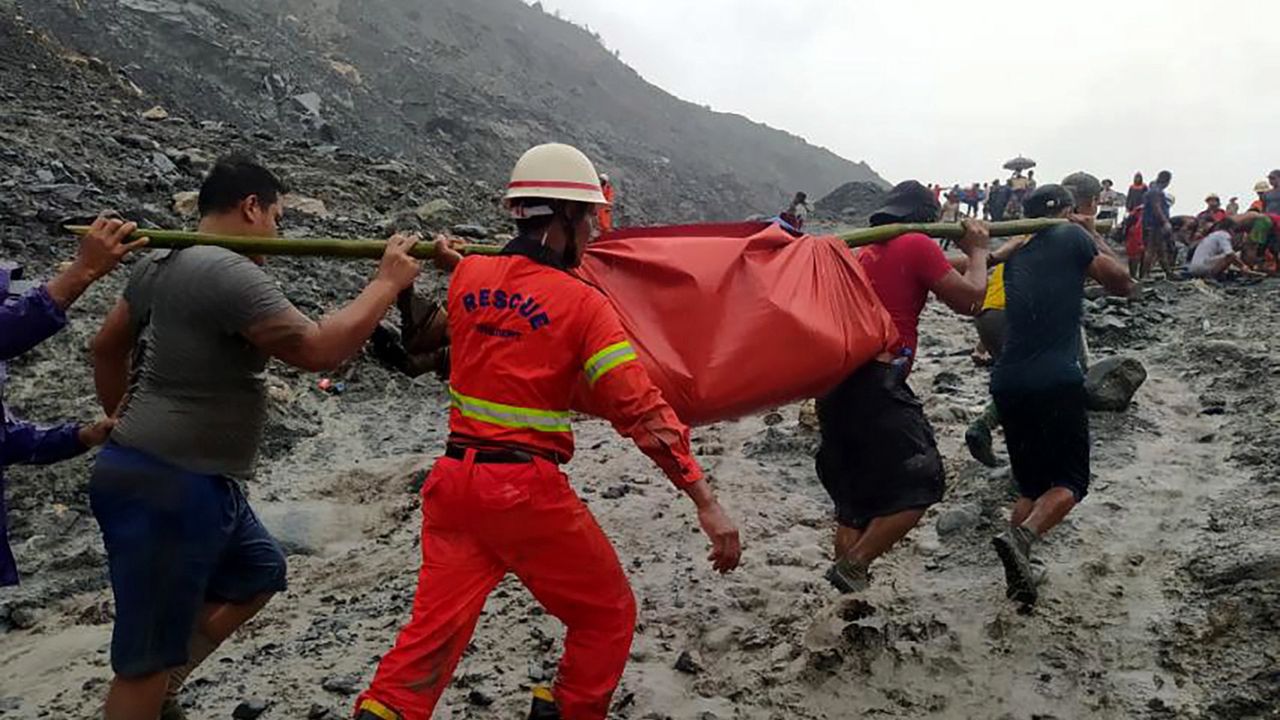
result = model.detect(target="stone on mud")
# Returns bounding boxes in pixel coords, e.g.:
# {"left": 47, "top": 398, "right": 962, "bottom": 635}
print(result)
{"left": 141, "top": 105, "right": 169, "bottom": 121}
{"left": 674, "top": 649, "right": 704, "bottom": 674}
{"left": 320, "top": 674, "right": 360, "bottom": 695}
{"left": 232, "top": 699, "right": 269, "bottom": 720}
{"left": 935, "top": 505, "right": 982, "bottom": 538}
{"left": 1085, "top": 356, "right": 1147, "bottom": 411}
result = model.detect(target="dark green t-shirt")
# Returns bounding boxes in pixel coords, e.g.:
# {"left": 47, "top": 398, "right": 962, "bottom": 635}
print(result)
{"left": 991, "top": 224, "right": 1098, "bottom": 393}
{"left": 112, "top": 246, "right": 293, "bottom": 478}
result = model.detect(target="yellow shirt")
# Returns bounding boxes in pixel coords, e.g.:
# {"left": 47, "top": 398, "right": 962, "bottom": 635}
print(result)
{"left": 982, "top": 263, "right": 1006, "bottom": 311}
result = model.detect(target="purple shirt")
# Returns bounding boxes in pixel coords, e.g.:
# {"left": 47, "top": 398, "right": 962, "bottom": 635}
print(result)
{"left": 1, "top": 267, "right": 86, "bottom": 586}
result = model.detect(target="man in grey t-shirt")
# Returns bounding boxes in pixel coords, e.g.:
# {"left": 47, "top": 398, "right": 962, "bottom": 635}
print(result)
{"left": 89, "top": 155, "right": 422, "bottom": 720}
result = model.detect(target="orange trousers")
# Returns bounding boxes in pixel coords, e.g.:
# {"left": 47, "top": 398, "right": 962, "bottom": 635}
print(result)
{"left": 357, "top": 451, "right": 636, "bottom": 720}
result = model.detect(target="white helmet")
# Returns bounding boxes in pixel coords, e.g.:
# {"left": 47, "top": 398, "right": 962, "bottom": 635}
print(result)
{"left": 504, "top": 143, "right": 610, "bottom": 208}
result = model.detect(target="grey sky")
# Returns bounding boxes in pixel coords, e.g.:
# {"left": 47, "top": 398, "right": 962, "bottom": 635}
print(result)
{"left": 533, "top": 0, "right": 1279, "bottom": 213}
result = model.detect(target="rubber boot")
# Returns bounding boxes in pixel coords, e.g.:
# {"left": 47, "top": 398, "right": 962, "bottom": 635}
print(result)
{"left": 992, "top": 526, "right": 1039, "bottom": 605}
{"left": 824, "top": 556, "right": 870, "bottom": 594}
{"left": 528, "top": 686, "right": 560, "bottom": 720}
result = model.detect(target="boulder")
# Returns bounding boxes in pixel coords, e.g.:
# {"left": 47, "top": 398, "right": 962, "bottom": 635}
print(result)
{"left": 291, "top": 92, "right": 323, "bottom": 116}
{"left": 150, "top": 151, "right": 177, "bottom": 175}
{"left": 284, "top": 194, "right": 331, "bottom": 218}
{"left": 141, "top": 105, "right": 169, "bottom": 121}
{"left": 172, "top": 190, "right": 199, "bottom": 217}
{"left": 415, "top": 198, "right": 458, "bottom": 225}
{"left": 1085, "top": 356, "right": 1147, "bottom": 411}
{"left": 450, "top": 223, "right": 490, "bottom": 239}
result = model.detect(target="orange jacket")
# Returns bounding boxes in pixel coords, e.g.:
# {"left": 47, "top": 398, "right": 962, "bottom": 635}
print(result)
{"left": 597, "top": 184, "right": 615, "bottom": 231}
{"left": 445, "top": 246, "right": 701, "bottom": 487}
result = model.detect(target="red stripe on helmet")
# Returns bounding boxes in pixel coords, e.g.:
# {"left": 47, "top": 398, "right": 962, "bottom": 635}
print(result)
{"left": 508, "top": 180, "right": 602, "bottom": 192}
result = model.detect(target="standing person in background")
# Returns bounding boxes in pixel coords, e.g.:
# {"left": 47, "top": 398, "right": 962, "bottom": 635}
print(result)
{"left": 820, "top": 180, "right": 990, "bottom": 594}
{"left": 1264, "top": 170, "right": 1280, "bottom": 214}
{"left": 941, "top": 191, "right": 963, "bottom": 223}
{"left": 1098, "top": 179, "right": 1125, "bottom": 224}
{"left": 989, "top": 182, "right": 1134, "bottom": 605}
{"left": 964, "top": 183, "right": 982, "bottom": 218}
{"left": 597, "top": 174, "right": 615, "bottom": 232}
{"left": 781, "top": 191, "right": 812, "bottom": 231}
{"left": 1009, "top": 170, "right": 1030, "bottom": 201}
{"left": 1198, "top": 195, "right": 1227, "bottom": 226}
{"left": 1025, "top": 170, "right": 1037, "bottom": 193}
{"left": 1142, "top": 170, "right": 1175, "bottom": 278}
{"left": 988, "top": 179, "right": 1010, "bottom": 222}
{"left": 1126, "top": 172, "right": 1147, "bottom": 212}
{"left": 1, "top": 217, "right": 145, "bottom": 588}
{"left": 1226, "top": 197, "right": 1240, "bottom": 216}
{"left": 1249, "top": 180, "right": 1271, "bottom": 212}
{"left": 1124, "top": 203, "right": 1146, "bottom": 280}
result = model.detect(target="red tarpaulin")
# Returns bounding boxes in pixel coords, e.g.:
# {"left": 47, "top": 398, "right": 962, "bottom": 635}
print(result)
{"left": 573, "top": 222, "right": 897, "bottom": 426}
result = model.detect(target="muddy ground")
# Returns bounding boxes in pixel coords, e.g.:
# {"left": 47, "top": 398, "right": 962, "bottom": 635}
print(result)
{"left": 3, "top": 269, "right": 1280, "bottom": 720}
{"left": 3, "top": 6, "right": 1280, "bottom": 719}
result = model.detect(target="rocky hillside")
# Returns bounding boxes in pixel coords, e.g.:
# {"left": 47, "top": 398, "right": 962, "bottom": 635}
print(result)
{"left": 11, "top": 0, "right": 885, "bottom": 223}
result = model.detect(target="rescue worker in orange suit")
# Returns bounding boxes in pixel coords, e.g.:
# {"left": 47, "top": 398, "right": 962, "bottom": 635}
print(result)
{"left": 354, "top": 143, "right": 742, "bottom": 720}
{"left": 596, "top": 173, "right": 615, "bottom": 232}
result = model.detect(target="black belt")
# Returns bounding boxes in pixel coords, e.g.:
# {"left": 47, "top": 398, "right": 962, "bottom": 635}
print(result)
{"left": 444, "top": 443, "right": 535, "bottom": 464}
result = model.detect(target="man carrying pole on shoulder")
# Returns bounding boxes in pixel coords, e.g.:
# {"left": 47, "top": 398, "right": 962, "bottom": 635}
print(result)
{"left": 989, "top": 177, "right": 1134, "bottom": 606}
{"left": 89, "top": 154, "right": 422, "bottom": 720}
{"left": 354, "top": 143, "right": 740, "bottom": 720}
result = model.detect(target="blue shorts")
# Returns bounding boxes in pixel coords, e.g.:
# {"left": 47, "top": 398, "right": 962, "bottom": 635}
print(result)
{"left": 89, "top": 444, "right": 287, "bottom": 677}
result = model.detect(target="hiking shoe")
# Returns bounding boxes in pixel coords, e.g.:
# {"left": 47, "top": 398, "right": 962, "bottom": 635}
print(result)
{"left": 992, "top": 526, "right": 1039, "bottom": 605}
{"left": 528, "top": 686, "right": 560, "bottom": 720}
{"left": 825, "top": 556, "right": 871, "bottom": 594}
{"left": 965, "top": 419, "right": 1000, "bottom": 468}
{"left": 1006, "top": 559, "right": 1049, "bottom": 599}
{"left": 159, "top": 698, "right": 188, "bottom": 720}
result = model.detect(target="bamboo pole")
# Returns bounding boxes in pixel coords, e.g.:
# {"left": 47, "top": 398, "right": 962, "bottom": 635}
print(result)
{"left": 838, "top": 218, "right": 1113, "bottom": 247}
{"left": 62, "top": 226, "right": 502, "bottom": 259}
{"left": 66, "top": 219, "right": 1112, "bottom": 258}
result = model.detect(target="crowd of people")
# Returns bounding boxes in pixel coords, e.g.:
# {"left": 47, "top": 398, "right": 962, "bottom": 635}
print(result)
{"left": 929, "top": 166, "right": 1280, "bottom": 284}
{"left": 930, "top": 168, "right": 1041, "bottom": 223}
{"left": 1117, "top": 168, "right": 1280, "bottom": 281}
{"left": 1, "top": 142, "right": 1269, "bottom": 720}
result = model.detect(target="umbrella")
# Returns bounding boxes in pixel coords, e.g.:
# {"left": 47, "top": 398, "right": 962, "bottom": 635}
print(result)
{"left": 1003, "top": 156, "right": 1037, "bottom": 172}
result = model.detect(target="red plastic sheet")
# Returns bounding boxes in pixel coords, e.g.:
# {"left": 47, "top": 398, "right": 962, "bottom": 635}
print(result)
{"left": 573, "top": 222, "right": 898, "bottom": 426}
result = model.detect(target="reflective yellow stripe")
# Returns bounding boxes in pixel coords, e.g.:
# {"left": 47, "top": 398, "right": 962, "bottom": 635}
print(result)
{"left": 532, "top": 686, "right": 555, "bottom": 702}
{"left": 358, "top": 699, "right": 400, "bottom": 720}
{"left": 584, "top": 341, "right": 639, "bottom": 386}
{"left": 449, "top": 388, "right": 572, "bottom": 433}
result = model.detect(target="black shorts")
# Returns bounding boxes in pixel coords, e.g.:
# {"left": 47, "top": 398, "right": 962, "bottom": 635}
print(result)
{"left": 993, "top": 384, "right": 1090, "bottom": 502}
{"left": 815, "top": 363, "right": 946, "bottom": 529}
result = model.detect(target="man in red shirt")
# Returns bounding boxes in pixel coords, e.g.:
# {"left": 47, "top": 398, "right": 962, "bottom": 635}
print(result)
{"left": 354, "top": 144, "right": 741, "bottom": 720}
{"left": 822, "top": 180, "right": 991, "bottom": 592}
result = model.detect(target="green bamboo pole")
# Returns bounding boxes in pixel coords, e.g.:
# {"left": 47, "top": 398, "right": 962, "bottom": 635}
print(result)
{"left": 63, "top": 226, "right": 503, "bottom": 259}
{"left": 67, "top": 219, "right": 1112, "bottom": 259}
{"left": 838, "top": 218, "right": 1114, "bottom": 247}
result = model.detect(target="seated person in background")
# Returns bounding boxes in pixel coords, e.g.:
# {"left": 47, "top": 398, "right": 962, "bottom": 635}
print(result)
{"left": 1187, "top": 218, "right": 1257, "bottom": 279}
